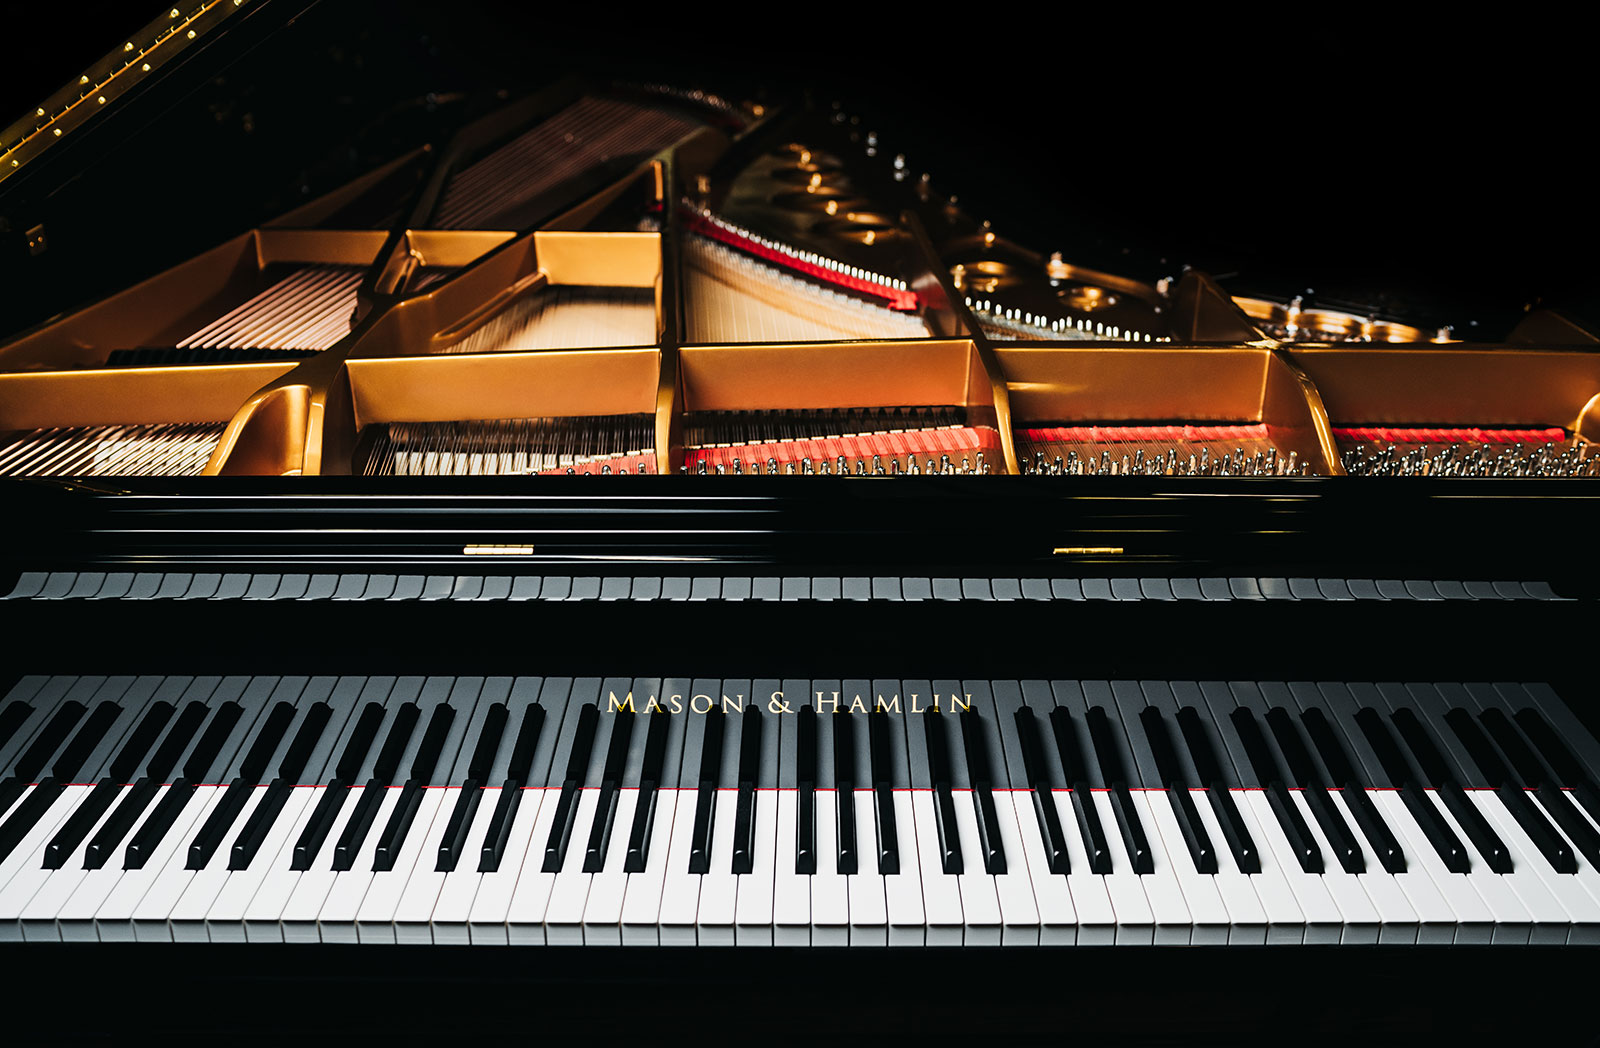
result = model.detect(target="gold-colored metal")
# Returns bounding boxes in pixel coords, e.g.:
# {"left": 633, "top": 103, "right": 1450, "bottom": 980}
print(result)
{"left": 1054, "top": 547, "right": 1126, "bottom": 555}
{"left": 1172, "top": 273, "right": 1271, "bottom": 342}
{"left": 678, "top": 339, "right": 984, "bottom": 413}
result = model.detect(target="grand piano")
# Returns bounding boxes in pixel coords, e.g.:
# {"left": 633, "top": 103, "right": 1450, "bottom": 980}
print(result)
{"left": 2, "top": 3, "right": 1598, "bottom": 1041}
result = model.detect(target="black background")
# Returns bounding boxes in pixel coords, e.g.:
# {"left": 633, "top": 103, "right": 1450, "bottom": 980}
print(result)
{"left": 2, "top": 1, "right": 1596, "bottom": 340}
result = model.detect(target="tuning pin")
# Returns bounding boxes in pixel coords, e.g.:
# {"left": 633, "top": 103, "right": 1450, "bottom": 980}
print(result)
{"left": 696, "top": 461, "right": 707, "bottom": 475}
{"left": 732, "top": 457, "right": 742, "bottom": 474}
{"left": 802, "top": 457, "right": 812, "bottom": 474}
{"left": 837, "top": 455, "right": 848, "bottom": 475}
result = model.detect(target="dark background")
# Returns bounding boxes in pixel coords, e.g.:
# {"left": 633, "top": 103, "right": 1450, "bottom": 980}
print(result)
{"left": 1, "top": 1, "right": 1595, "bottom": 341}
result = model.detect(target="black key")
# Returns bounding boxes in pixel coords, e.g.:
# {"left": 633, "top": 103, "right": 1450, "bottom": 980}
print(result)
{"left": 1051, "top": 708, "right": 1111, "bottom": 874}
{"left": 178, "top": 701, "right": 242, "bottom": 782}
{"left": 1514, "top": 707, "right": 1600, "bottom": 823}
{"left": 332, "top": 780, "right": 385, "bottom": 871}
{"left": 1389, "top": 708, "right": 1514, "bottom": 873}
{"left": 85, "top": 776, "right": 158, "bottom": 870}
{"left": 1139, "top": 708, "right": 1215, "bottom": 874}
{"left": 686, "top": 709, "right": 723, "bottom": 876}
{"left": 50, "top": 702, "right": 122, "bottom": 782}
{"left": 186, "top": 778, "right": 253, "bottom": 870}
{"left": 408, "top": 705, "right": 457, "bottom": 781}
{"left": 1015, "top": 709, "right": 1068, "bottom": 874}
{"left": 543, "top": 703, "right": 598, "bottom": 873}
{"left": 583, "top": 711, "right": 635, "bottom": 873}
{"left": 477, "top": 780, "right": 524, "bottom": 873}
{"left": 122, "top": 778, "right": 196, "bottom": 870}
{"left": 14, "top": 702, "right": 86, "bottom": 780}
{"left": 835, "top": 707, "right": 856, "bottom": 875}
{"left": 43, "top": 778, "right": 120, "bottom": 869}
{"left": 795, "top": 706, "right": 817, "bottom": 875}
{"left": 959, "top": 713, "right": 1005, "bottom": 874}
{"left": 1231, "top": 707, "right": 1323, "bottom": 874}
{"left": 229, "top": 779, "right": 292, "bottom": 870}
{"left": 372, "top": 703, "right": 422, "bottom": 784}
{"left": 238, "top": 702, "right": 296, "bottom": 782}
{"left": 278, "top": 703, "right": 334, "bottom": 781}
{"left": 624, "top": 712, "right": 670, "bottom": 873}
{"left": 107, "top": 701, "right": 176, "bottom": 784}
{"left": 1175, "top": 706, "right": 1258, "bottom": 873}
{"left": 372, "top": 779, "right": 425, "bottom": 872}
{"left": 333, "top": 703, "right": 385, "bottom": 783}
{"left": 731, "top": 708, "right": 761, "bottom": 875}
{"left": 1477, "top": 708, "right": 1554, "bottom": 784}
{"left": 435, "top": 779, "right": 484, "bottom": 873}
{"left": 0, "top": 776, "right": 63, "bottom": 862}
{"left": 1300, "top": 708, "right": 1405, "bottom": 873}
{"left": 0, "top": 778, "right": 25, "bottom": 822}
{"left": 1532, "top": 780, "right": 1600, "bottom": 872}
{"left": 1443, "top": 708, "right": 1574, "bottom": 873}
{"left": 869, "top": 713, "right": 897, "bottom": 875}
{"left": 1265, "top": 707, "right": 1363, "bottom": 872}
{"left": 467, "top": 704, "right": 510, "bottom": 781}
{"left": 0, "top": 703, "right": 33, "bottom": 754}
{"left": 505, "top": 705, "right": 546, "bottom": 782}
{"left": 292, "top": 779, "right": 348, "bottom": 871}
{"left": 1477, "top": 709, "right": 1600, "bottom": 869}
{"left": 1087, "top": 706, "right": 1146, "bottom": 875}
{"left": 1356, "top": 708, "right": 1476, "bottom": 873}
{"left": 925, "top": 713, "right": 961, "bottom": 875}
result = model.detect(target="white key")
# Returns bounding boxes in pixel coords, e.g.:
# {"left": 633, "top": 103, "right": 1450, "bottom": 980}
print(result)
{"left": 810, "top": 790, "right": 849, "bottom": 945}
{"left": 1185, "top": 789, "right": 1274, "bottom": 945}
{"left": 655, "top": 787, "right": 702, "bottom": 946}
{"left": 169, "top": 787, "right": 276, "bottom": 942}
{"left": 1416, "top": 789, "right": 1534, "bottom": 945}
{"left": 1239, "top": 790, "right": 1342, "bottom": 944}
{"left": 1330, "top": 791, "right": 1439, "bottom": 944}
{"left": 771, "top": 790, "right": 810, "bottom": 946}
{"left": 543, "top": 788, "right": 600, "bottom": 945}
{"left": 15, "top": 785, "right": 125, "bottom": 941}
{"left": 0, "top": 786, "right": 84, "bottom": 940}
{"left": 1142, "top": 790, "right": 1233, "bottom": 945}
{"left": 846, "top": 790, "right": 888, "bottom": 946}
{"left": 58, "top": 784, "right": 184, "bottom": 942}
{"left": 695, "top": 790, "right": 738, "bottom": 945}
{"left": 469, "top": 786, "right": 549, "bottom": 945}
{"left": 93, "top": 786, "right": 219, "bottom": 943}
{"left": 911, "top": 791, "right": 963, "bottom": 946}
{"left": 280, "top": 786, "right": 366, "bottom": 943}
{"left": 1472, "top": 790, "right": 1600, "bottom": 944}
{"left": 884, "top": 791, "right": 926, "bottom": 946}
{"left": 313, "top": 787, "right": 404, "bottom": 943}
{"left": 1007, "top": 792, "right": 1074, "bottom": 945}
{"left": 988, "top": 790, "right": 1040, "bottom": 945}
{"left": 131, "top": 786, "right": 233, "bottom": 942}
{"left": 203, "top": 788, "right": 318, "bottom": 943}
{"left": 581, "top": 789, "right": 638, "bottom": 945}
{"left": 1113, "top": 791, "right": 1191, "bottom": 945}
{"left": 1049, "top": 791, "right": 1117, "bottom": 946}
{"left": 242, "top": 787, "right": 333, "bottom": 943}
{"left": 1288, "top": 790, "right": 1391, "bottom": 943}
{"left": 620, "top": 789, "right": 679, "bottom": 945}
{"left": 951, "top": 789, "right": 1001, "bottom": 945}
{"left": 506, "top": 786, "right": 579, "bottom": 945}
{"left": 1086, "top": 790, "right": 1155, "bottom": 946}
{"left": 430, "top": 784, "right": 508, "bottom": 945}
{"left": 357, "top": 788, "right": 448, "bottom": 943}
{"left": 733, "top": 788, "right": 776, "bottom": 945}
{"left": 392, "top": 787, "right": 471, "bottom": 944}
{"left": 1533, "top": 790, "right": 1600, "bottom": 926}
{"left": 1369, "top": 789, "right": 1494, "bottom": 945}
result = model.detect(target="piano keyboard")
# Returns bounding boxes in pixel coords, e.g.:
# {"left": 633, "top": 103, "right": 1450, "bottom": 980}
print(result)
{"left": 3, "top": 674, "right": 1598, "bottom": 946}
{"left": 684, "top": 407, "right": 999, "bottom": 474}
{"left": 1016, "top": 425, "right": 1301, "bottom": 477}
{"left": 0, "top": 423, "right": 224, "bottom": 478}
{"left": 357, "top": 416, "right": 656, "bottom": 476}
{"left": 440, "top": 287, "right": 655, "bottom": 354}
{"left": 3, "top": 573, "right": 1569, "bottom": 603}
{"left": 683, "top": 236, "right": 930, "bottom": 344}
{"left": 431, "top": 96, "right": 699, "bottom": 230}
{"left": 1335, "top": 427, "right": 1597, "bottom": 477}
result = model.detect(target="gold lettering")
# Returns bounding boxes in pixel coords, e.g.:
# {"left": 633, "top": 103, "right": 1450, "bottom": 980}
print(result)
{"left": 607, "top": 691, "right": 635, "bottom": 713}
{"left": 721, "top": 694, "right": 745, "bottom": 714}
{"left": 875, "top": 694, "right": 901, "bottom": 713}
{"left": 690, "top": 693, "right": 714, "bottom": 714}
{"left": 768, "top": 691, "right": 792, "bottom": 714}
{"left": 847, "top": 695, "right": 868, "bottom": 714}
{"left": 816, "top": 691, "right": 841, "bottom": 714}
{"left": 952, "top": 693, "right": 973, "bottom": 713}
{"left": 909, "top": 693, "right": 927, "bottom": 714}
{"left": 645, "top": 695, "right": 665, "bottom": 713}
{"left": 668, "top": 694, "right": 684, "bottom": 715}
